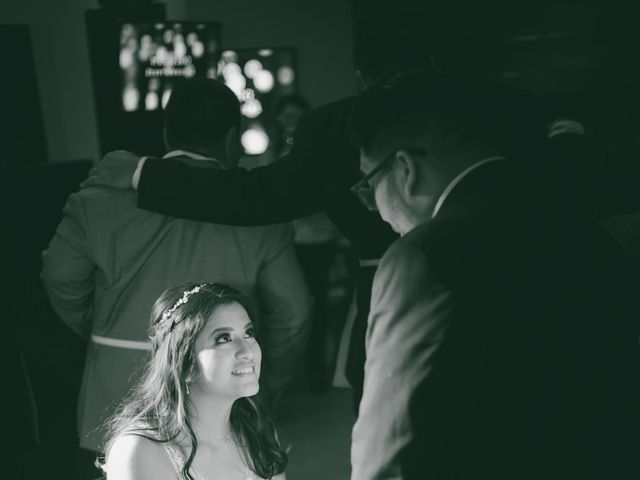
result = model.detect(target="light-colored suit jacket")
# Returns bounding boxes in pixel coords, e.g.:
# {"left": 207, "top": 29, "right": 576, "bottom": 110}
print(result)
{"left": 41, "top": 155, "right": 311, "bottom": 452}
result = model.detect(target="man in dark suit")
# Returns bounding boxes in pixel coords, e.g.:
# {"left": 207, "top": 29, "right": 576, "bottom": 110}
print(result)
{"left": 348, "top": 72, "right": 638, "bottom": 479}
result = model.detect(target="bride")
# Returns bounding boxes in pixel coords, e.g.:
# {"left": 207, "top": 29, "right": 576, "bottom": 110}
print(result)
{"left": 102, "top": 282, "right": 287, "bottom": 479}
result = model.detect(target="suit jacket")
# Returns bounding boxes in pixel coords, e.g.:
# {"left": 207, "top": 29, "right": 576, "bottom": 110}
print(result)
{"left": 352, "top": 161, "right": 639, "bottom": 480}
{"left": 137, "top": 97, "right": 398, "bottom": 261}
{"left": 41, "top": 156, "right": 311, "bottom": 452}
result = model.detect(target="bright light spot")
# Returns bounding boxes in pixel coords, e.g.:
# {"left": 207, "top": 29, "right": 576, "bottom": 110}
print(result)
{"left": 222, "top": 50, "right": 237, "bottom": 62}
{"left": 244, "top": 59, "right": 263, "bottom": 79}
{"left": 121, "top": 23, "right": 135, "bottom": 38}
{"left": 119, "top": 49, "right": 134, "bottom": 69}
{"left": 145, "top": 91, "right": 159, "bottom": 110}
{"left": 191, "top": 41, "right": 204, "bottom": 58}
{"left": 241, "top": 98, "right": 263, "bottom": 118}
{"left": 174, "top": 39, "right": 187, "bottom": 59}
{"left": 163, "top": 29, "right": 174, "bottom": 44}
{"left": 258, "top": 49, "right": 273, "bottom": 57}
{"left": 154, "top": 23, "right": 165, "bottom": 30}
{"left": 162, "top": 89, "right": 172, "bottom": 109}
{"left": 183, "top": 64, "right": 196, "bottom": 78}
{"left": 186, "top": 32, "right": 198, "bottom": 45}
{"left": 226, "top": 74, "right": 246, "bottom": 97}
{"left": 154, "top": 46, "right": 168, "bottom": 64}
{"left": 222, "top": 62, "right": 242, "bottom": 79}
{"left": 253, "top": 70, "right": 274, "bottom": 93}
{"left": 123, "top": 86, "right": 140, "bottom": 111}
{"left": 207, "top": 67, "right": 217, "bottom": 79}
{"left": 241, "top": 127, "right": 269, "bottom": 154}
{"left": 277, "top": 66, "right": 295, "bottom": 85}
{"left": 239, "top": 88, "right": 255, "bottom": 102}
{"left": 139, "top": 45, "right": 152, "bottom": 62}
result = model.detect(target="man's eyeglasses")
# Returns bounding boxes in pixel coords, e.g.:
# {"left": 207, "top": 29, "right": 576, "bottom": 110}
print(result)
{"left": 350, "top": 148, "right": 426, "bottom": 211}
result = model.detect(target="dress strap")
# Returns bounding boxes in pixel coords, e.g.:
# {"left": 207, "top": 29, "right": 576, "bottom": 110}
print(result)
{"left": 163, "top": 444, "right": 208, "bottom": 479}
{"left": 163, "top": 444, "right": 186, "bottom": 476}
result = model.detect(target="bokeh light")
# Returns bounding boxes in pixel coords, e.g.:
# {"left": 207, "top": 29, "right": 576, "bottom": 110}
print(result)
{"left": 277, "top": 66, "right": 295, "bottom": 86}
{"left": 226, "top": 73, "right": 246, "bottom": 97}
{"left": 162, "top": 88, "right": 172, "bottom": 109}
{"left": 241, "top": 127, "right": 270, "bottom": 155}
{"left": 241, "top": 98, "right": 263, "bottom": 118}
{"left": 123, "top": 85, "right": 140, "bottom": 112}
{"left": 120, "top": 49, "right": 134, "bottom": 69}
{"left": 119, "top": 22, "right": 220, "bottom": 112}
{"left": 253, "top": 70, "right": 274, "bottom": 93}
{"left": 244, "top": 59, "right": 263, "bottom": 79}
{"left": 191, "top": 41, "right": 204, "bottom": 58}
{"left": 145, "top": 91, "right": 159, "bottom": 110}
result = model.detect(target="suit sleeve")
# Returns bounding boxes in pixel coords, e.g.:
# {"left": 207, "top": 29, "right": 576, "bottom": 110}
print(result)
{"left": 41, "top": 193, "right": 96, "bottom": 339}
{"left": 137, "top": 98, "right": 358, "bottom": 226}
{"left": 255, "top": 225, "right": 312, "bottom": 399}
{"left": 351, "top": 240, "right": 466, "bottom": 480}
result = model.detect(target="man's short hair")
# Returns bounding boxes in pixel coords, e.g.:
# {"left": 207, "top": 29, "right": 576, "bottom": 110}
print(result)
{"left": 164, "top": 78, "right": 240, "bottom": 148}
{"left": 353, "top": 33, "right": 438, "bottom": 85}
{"left": 349, "top": 71, "right": 509, "bottom": 158}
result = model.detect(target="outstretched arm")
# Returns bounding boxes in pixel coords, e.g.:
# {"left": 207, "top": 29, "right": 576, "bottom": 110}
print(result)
{"left": 137, "top": 97, "right": 358, "bottom": 225}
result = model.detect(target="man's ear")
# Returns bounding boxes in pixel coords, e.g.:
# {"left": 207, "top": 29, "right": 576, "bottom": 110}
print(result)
{"left": 396, "top": 150, "right": 419, "bottom": 197}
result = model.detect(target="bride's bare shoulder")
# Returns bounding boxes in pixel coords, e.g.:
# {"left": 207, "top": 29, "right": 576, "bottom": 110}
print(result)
{"left": 105, "top": 434, "right": 175, "bottom": 480}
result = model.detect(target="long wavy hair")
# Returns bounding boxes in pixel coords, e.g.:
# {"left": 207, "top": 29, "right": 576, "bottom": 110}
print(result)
{"left": 101, "top": 282, "right": 287, "bottom": 479}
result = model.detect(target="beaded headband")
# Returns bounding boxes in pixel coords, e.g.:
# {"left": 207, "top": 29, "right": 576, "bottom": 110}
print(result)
{"left": 159, "top": 284, "right": 207, "bottom": 327}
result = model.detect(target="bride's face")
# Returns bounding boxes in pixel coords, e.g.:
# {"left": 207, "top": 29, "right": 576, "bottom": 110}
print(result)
{"left": 192, "top": 302, "right": 261, "bottom": 399}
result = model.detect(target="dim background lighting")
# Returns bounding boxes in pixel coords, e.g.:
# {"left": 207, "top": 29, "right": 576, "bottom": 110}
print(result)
{"left": 118, "top": 21, "right": 220, "bottom": 112}
{"left": 218, "top": 47, "right": 297, "bottom": 158}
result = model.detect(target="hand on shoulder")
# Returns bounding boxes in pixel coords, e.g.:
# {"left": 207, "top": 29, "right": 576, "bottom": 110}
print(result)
{"left": 81, "top": 150, "right": 142, "bottom": 190}
{"left": 105, "top": 434, "right": 174, "bottom": 480}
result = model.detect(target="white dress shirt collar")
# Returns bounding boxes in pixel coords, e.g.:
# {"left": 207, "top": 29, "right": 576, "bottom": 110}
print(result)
{"left": 432, "top": 156, "right": 506, "bottom": 218}
{"left": 163, "top": 149, "right": 222, "bottom": 166}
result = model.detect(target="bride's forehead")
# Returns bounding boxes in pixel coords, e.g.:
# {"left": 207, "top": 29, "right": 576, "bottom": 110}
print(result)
{"left": 204, "top": 302, "right": 251, "bottom": 329}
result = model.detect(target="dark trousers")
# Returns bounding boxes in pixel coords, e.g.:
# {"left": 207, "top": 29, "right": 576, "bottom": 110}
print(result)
{"left": 344, "top": 265, "right": 377, "bottom": 415}
{"left": 295, "top": 244, "right": 335, "bottom": 390}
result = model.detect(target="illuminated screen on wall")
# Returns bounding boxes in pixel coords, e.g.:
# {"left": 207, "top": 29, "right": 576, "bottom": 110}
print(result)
{"left": 119, "top": 21, "right": 221, "bottom": 112}
{"left": 218, "top": 47, "right": 297, "bottom": 155}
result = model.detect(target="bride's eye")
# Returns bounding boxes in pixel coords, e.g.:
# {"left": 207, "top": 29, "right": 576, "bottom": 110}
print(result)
{"left": 244, "top": 327, "right": 255, "bottom": 339}
{"left": 214, "top": 333, "right": 232, "bottom": 344}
